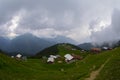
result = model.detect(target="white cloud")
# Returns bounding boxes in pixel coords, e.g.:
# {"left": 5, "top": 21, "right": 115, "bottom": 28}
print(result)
{"left": 0, "top": 0, "right": 120, "bottom": 43}
{"left": 8, "top": 15, "right": 21, "bottom": 38}
{"left": 90, "top": 9, "right": 120, "bottom": 44}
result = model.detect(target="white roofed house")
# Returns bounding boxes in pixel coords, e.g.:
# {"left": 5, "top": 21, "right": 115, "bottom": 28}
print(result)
{"left": 15, "top": 54, "right": 22, "bottom": 60}
{"left": 47, "top": 55, "right": 61, "bottom": 63}
{"left": 47, "top": 57, "right": 55, "bottom": 63}
{"left": 71, "top": 54, "right": 82, "bottom": 60}
{"left": 47, "top": 55, "right": 57, "bottom": 63}
{"left": 50, "top": 55, "right": 57, "bottom": 59}
{"left": 16, "top": 54, "right": 22, "bottom": 58}
{"left": 11, "top": 56, "right": 14, "bottom": 58}
{"left": 64, "top": 54, "right": 74, "bottom": 63}
{"left": 102, "top": 47, "right": 108, "bottom": 50}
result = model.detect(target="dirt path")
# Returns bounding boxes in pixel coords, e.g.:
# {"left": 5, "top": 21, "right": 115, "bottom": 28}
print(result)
{"left": 85, "top": 59, "right": 110, "bottom": 80}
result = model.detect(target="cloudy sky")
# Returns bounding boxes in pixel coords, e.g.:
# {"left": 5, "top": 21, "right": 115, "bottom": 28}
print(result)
{"left": 0, "top": 0, "right": 120, "bottom": 43}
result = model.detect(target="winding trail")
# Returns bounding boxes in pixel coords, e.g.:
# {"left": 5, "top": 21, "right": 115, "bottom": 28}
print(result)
{"left": 85, "top": 58, "right": 110, "bottom": 80}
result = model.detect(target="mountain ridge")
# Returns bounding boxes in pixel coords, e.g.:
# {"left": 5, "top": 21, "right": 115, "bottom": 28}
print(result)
{"left": 0, "top": 33, "right": 77, "bottom": 56}
{"left": 36, "top": 43, "right": 82, "bottom": 57}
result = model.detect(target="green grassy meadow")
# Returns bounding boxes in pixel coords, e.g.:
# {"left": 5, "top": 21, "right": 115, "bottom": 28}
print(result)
{"left": 95, "top": 48, "right": 120, "bottom": 80}
{"left": 0, "top": 47, "right": 120, "bottom": 80}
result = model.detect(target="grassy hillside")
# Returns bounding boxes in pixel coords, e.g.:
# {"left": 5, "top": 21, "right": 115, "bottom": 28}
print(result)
{"left": 0, "top": 47, "right": 120, "bottom": 80}
{"left": 95, "top": 48, "right": 120, "bottom": 80}
{"left": 36, "top": 43, "right": 85, "bottom": 57}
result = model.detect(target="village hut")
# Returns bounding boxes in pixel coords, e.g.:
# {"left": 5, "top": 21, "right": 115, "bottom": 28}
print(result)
{"left": 71, "top": 54, "right": 82, "bottom": 60}
{"left": 91, "top": 48, "right": 101, "bottom": 53}
{"left": 11, "top": 56, "right": 14, "bottom": 58}
{"left": 16, "top": 54, "right": 22, "bottom": 58}
{"left": 47, "top": 55, "right": 58, "bottom": 63}
{"left": 50, "top": 55, "right": 57, "bottom": 59}
{"left": 47, "top": 57, "right": 55, "bottom": 63}
{"left": 64, "top": 54, "right": 74, "bottom": 63}
{"left": 102, "top": 47, "right": 108, "bottom": 50}
{"left": 15, "top": 54, "right": 22, "bottom": 60}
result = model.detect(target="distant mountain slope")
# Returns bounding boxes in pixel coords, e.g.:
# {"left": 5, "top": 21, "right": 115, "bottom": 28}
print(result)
{"left": 45, "top": 35, "right": 78, "bottom": 45}
{"left": 0, "top": 34, "right": 55, "bottom": 56}
{"left": 78, "top": 43, "right": 94, "bottom": 50}
{"left": 78, "top": 41, "right": 120, "bottom": 50}
{"left": 36, "top": 43, "right": 81, "bottom": 57}
{"left": 0, "top": 37, "right": 10, "bottom": 51}
{"left": 9, "top": 33, "right": 55, "bottom": 56}
{"left": 0, "top": 33, "right": 78, "bottom": 56}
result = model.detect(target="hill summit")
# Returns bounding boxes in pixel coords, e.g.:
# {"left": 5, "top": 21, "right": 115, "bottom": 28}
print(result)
{"left": 36, "top": 43, "right": 81, "bottom": 57}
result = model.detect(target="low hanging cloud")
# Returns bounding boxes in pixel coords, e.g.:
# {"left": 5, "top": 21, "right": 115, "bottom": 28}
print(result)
{"left": 90, "top": 9, "right": 120, "bottom": 44}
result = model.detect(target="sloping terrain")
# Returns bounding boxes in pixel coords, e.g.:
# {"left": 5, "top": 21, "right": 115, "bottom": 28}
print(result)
{"left": 0, "top": 34, "right": 78, "bottom": 56}
{"left": 0, "top": 34, "right": 55, "bottom": 56}
{"left": 36, "top": 43, "right": 83, "bottom": 57}
{"left": 0, "top": 47, "right": 120, "bottom": 80}
{"left": 95, "top": 48, "right": 120, "bottom": 80}
{"left": 78, "top": 43, "right": 94, "bottom": 50}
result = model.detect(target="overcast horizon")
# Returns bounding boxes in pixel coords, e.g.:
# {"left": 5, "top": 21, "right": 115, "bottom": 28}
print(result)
{"left": 0, "top": 0, "right": 120, "bottom": 44}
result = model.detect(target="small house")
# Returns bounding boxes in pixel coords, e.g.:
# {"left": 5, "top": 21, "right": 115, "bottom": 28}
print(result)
{"left": 91, "top": 48, "right": 101, "bottom": 53}
{"left": 11, "top": 56, "right": 14, "bottom": 58}
{"left": 64, "top": 54, "right": 74, "bottom": 63}
{"left": 47, "top": 55, "right": 58, "bottom": 63}
{"left": 47, "top": 57, "right": 55, "bottom": 63}
{"left": 72, "top": 54, "right": 82, "bottom": 60}
{"left": 16, "top": 54, "right": 22, "bottom": 58}
{"left": 102, "top": 47, "right": 108, "bottom": 50}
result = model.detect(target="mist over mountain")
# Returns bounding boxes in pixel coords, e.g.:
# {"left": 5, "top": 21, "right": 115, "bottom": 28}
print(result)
{"left": 78, "top": 43, "right": 94, "bottom": 50}
{"left": 0, "top": 33, "right": 77, "bottom": 56}
{"left": 45, "top": 35, "right": 78, "bottom": 45}
{"left": 78, "top": 40, "right": 120, "bottom": 50}
{"left": 0, "top": 37, "right": 10, "bottom": 51}
{"left": 0, "top": 34, "right": 54, "bottom": 56}
{"left": 9, "top": 33, "right": 55, "bottom": 56}
{"left": 1, "top": 32, "right": 119, "bottom": 56}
